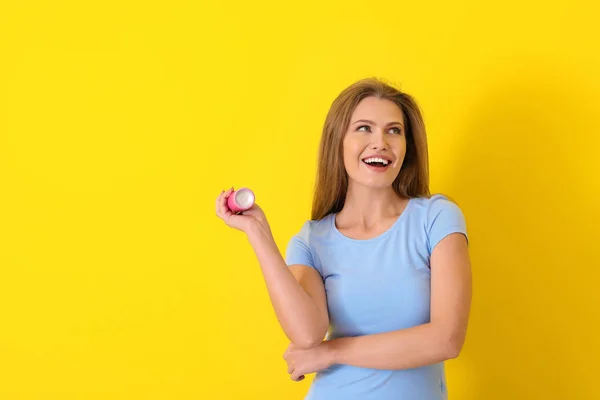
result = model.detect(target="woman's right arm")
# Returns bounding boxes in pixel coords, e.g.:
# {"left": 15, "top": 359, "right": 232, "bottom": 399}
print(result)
{"left": 246, "top": 223, "right": 329, "bottom": 348}
{"left": 216, "top": 188, "right": 329, "bottom": 348}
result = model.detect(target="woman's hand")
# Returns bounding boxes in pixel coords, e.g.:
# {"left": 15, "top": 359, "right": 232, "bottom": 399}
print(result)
{"left": 284, "top": 341, "right": 335, "bottom": 382}
{"left": 215, "top": 188, "right": 271, "bottom": 235}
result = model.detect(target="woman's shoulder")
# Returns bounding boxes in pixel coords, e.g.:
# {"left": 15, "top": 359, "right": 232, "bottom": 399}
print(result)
{"left": 408, "top": 194, "right": 467, "bottom": 230}
{"left": 408, "top": 194, "right": 468, "bottom": 247}
{"left": 289, "top": 213, "right": 334, "bottom": 242}
{"left": 409, "top": 193, "right": 464, "bottom": 215}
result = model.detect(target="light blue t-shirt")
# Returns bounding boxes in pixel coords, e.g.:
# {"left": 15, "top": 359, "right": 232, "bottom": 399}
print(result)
{"left": 285, "top": 194, "right": 468, "bottom": 400}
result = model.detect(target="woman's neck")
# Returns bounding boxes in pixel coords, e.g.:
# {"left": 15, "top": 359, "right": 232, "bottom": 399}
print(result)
{"left": 336, "top": 182, "right": 408, "bottom": 229}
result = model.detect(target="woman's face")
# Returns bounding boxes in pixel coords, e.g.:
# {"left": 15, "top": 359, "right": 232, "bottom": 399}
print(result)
{"left": 342, "top": 96, "right": 407, "bottom": 190}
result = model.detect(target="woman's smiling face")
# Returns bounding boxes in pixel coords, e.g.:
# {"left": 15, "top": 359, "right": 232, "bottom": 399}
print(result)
{"left": 342, "top": 96, "right": 407, "bottom": 190}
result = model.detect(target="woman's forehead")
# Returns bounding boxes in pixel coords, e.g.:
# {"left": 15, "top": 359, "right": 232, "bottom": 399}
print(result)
{"left": 351, "top": 97, "right": 405, "bottom": 125}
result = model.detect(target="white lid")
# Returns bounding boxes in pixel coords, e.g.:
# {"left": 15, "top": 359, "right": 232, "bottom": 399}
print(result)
{"left": 235, "top": 189, "right": 255, "bottom": 208}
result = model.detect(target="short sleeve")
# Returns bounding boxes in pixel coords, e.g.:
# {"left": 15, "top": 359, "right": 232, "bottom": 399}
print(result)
{"left": 285, "top": 221, "right": 316, "bottom": 269}
{"left": 426, "top": 195, "right": 468, "bottom": 255}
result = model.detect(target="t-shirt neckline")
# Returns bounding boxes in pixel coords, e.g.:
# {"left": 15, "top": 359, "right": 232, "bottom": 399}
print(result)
{"left": 330, "top": 197, "right": 414, "bottom": 244}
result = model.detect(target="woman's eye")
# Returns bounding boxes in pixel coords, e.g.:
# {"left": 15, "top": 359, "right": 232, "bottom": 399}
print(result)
{"left": 389, "top": 127, "right": 402, "bottom": 135}
{"left": 357, "top": 125, "right": 371, "bottom": 132}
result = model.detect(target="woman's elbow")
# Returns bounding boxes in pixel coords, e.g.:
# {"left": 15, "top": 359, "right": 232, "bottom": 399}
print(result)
{"left": 293, "top": 326, "right": 328, "bottom": 349}
{"left": 444, "top": 342, "right": 462, "bottom": 360}
{"left": 441, "top": 333, "right": 466, "bottom": 360}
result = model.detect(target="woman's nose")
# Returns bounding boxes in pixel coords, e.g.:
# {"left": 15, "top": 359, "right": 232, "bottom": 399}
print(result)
{"left": 370, "top": 130, "right": 388, "bottom": 150}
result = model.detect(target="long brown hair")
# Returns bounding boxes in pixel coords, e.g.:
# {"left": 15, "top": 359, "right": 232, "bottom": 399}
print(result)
{"left": 311, "top": 77, "right": 430, "bottom": 221}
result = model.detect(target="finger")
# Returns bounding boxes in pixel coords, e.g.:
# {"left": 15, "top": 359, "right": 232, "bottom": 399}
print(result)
{"left": 221, "top": 187, "right": 234, "bottom": 212}
{"left": 217, "top": 188, "right": 234, "bottom": 217}
{"left": 217, "top": 192, "right": 228, "bottom": 218}
{"left": 223, "top": 187, "right": 234, "bottom": 200}
{"left": 216, "top": 190, "right": 225, "bottom": 215}
{"left": 291, "top": 372, "right": 305, "bottom": 382}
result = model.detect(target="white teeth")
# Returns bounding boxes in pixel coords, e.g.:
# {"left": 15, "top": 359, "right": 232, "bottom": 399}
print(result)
{"left": 363, "top": 157, "right": 389, "bottom": 166}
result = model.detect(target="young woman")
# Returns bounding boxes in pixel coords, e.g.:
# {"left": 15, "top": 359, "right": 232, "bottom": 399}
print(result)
{"left": 215, "top": 78, "right": 472, "bottom": 399}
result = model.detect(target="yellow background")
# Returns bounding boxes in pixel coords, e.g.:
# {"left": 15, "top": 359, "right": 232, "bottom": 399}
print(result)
{"left": 1, "top": 1, "right": 599, "bottom": 399}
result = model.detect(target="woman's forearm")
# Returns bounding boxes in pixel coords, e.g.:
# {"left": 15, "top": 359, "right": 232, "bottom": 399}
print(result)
{"left": 246, "top": 223, "right": 328, "bottom": 348}
{"left": 327, "top": 323, "right": 461, "bottom": 370}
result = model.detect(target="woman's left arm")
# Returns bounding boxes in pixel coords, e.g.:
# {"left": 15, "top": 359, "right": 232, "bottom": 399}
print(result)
{"left": 326, "top": 232, "right": 472, "bottom": 370}
{"left": 284, "top": 232, "right": 471, "bottom": 380}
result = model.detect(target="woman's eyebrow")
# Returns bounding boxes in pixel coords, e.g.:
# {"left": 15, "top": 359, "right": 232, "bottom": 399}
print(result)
{"left": 352, "top": 119, "right": 404, "bottom": 127}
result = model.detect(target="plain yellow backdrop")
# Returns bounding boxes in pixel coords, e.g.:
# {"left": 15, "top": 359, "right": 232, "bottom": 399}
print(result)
{"left": 1, "top": 0, "right": 599, "bottom": 399}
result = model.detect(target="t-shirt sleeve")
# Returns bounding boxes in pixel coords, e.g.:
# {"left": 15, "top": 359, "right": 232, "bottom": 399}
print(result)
{"left": 285, "top": 221, "right": 316, "bottom": 269}
{"left": 426, "top": 195, "right": 468, "bottom": 255}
